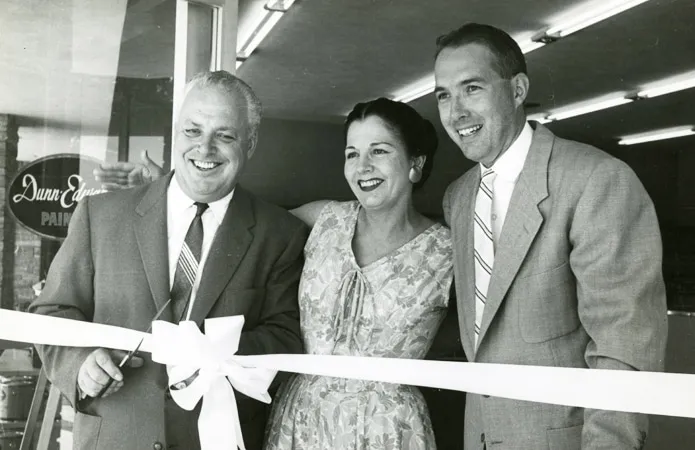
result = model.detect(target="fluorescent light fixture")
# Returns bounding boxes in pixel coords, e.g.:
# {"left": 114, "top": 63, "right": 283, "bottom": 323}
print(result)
{"left": 237, "top": 0, "right": 295, "bottom": 59}
{"left": 392, "top": 76, "right": 435, "bottom": 103}
{"left": 637, "top": 73, "right": 695, "bottom": 98}
{"left": 389, "top": 1, "right": 651, "bottom": 104}
{"left": 545, "top": 0, "right": 650, "bottom": 38}
{"left": 267, "top": 0, "right": 295, "bottom": 11}
{"left": 546, "top": 96, "right": 633, "bottom": 121}
{"left": 518, "top": 40, "right": 546, "bottom": 53}
{"left": 514, "top": 30, "right": 548, "bottom": 54}
{"left": 618, "top": 126, "right": 695, "bottom": 145}
{"left": 527, "top": 113, "right": 553, "bottom": 124}
{"left": 527, "top": 70, "right": 695, "bottom": 122}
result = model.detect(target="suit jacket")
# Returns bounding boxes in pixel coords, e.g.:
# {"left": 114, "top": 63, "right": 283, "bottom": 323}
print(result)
{"left": 443, "top": 123, "right": 668, "bottom": 450}
{"left": 29, "top": 173, "right": 307, "bottom": 450}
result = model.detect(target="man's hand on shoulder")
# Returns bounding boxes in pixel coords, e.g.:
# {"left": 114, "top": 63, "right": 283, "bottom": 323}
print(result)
{"left": 93, "top": 150, "right": 165, "bottom": 191}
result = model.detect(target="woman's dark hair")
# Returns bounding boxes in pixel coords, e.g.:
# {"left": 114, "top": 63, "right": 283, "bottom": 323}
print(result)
{"left": 435, "top": 23, "right": 526, "bottom": 79}
{"left": 344, "top": 98, "right": 438, "bottom": 190}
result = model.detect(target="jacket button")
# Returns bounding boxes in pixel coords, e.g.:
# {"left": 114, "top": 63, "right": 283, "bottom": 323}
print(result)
{"left": 480, "top": 433, "right": 485, "bottom": 443}
{"left": 153, "top": 442, "right": 163, "bottom": 450}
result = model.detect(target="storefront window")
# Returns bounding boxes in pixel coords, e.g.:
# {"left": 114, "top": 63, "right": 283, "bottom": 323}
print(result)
{"left": 4, "top": 2, "right": 173, "bottom": 307}
{"left": 0, "top": 0, "right": 236, "bottom": 447}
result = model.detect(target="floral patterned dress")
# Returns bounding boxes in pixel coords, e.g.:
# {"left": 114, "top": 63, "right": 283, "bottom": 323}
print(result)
{"left": 264, "top": 201, "right": 453, "bottom": 450}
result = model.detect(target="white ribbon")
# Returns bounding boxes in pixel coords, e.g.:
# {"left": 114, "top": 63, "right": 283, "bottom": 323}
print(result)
{"left": 1, "top": 309, "right": 147, "bottom": 350}
{"left": 2, "top": 309, "right": 695, "bottom": 450}
{"left": 239, "top": 354, "right": 695, "bottom": 419}
{"left": 2, "top": 310, "right": 274, "bottom": 450}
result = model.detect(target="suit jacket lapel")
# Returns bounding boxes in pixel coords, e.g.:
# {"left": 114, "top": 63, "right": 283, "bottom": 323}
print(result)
{"left": 189, "top": 186, "right": 255, "bottom": 325}
{"left": 454, "top": 171, "right": 479, "bottom": 359}
{"left": 477, "top": 124, "right": 553, "bottom": 345}
{"left": 134, "top": 173, "right": 174, "bottom": 321}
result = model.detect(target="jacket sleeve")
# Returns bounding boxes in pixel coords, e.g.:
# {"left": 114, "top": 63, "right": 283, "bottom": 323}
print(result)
{"left": 28, "top": 198, "right": 98, "bottom": 408}
{"left": 236, "top": 221, "right": 307, "bottom": 358}
{"left": 569, "top": 158, "right": 668, "bottom": 449}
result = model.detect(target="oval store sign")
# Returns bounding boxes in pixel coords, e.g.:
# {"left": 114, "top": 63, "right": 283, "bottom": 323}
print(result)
{"left": 7, "top": 154, "right": 106, "bottom": 240}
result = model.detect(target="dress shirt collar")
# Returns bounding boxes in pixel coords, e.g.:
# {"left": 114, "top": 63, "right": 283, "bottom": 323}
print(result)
{"left": 167, "top": 174, "right": 235, "bottom": 225}
{"left": 480, "top": 121, "right": 533, "bottom": 182}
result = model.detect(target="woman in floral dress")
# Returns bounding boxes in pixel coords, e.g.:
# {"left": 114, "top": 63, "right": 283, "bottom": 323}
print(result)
{"left": 265, "top": 98, "right": 453, "bottom": 449}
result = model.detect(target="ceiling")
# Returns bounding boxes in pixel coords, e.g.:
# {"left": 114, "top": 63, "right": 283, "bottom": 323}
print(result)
{"left": 1, "top": 0, "right": 694, "bottom": 153}
{"left": 239, "top": 0, "right": 695, "bottom": 145}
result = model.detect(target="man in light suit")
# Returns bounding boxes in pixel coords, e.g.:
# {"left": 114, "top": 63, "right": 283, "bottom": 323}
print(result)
{"left": 30, "top": 71, "right": 307, "bottom": 450}
{"left": 434, "top": 24, "right": 668, "bottom": 449}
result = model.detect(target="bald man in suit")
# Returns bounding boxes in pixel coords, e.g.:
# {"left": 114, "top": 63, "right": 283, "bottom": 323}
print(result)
{"left": 30, "top": 71, "right": 307, "bottom": 450}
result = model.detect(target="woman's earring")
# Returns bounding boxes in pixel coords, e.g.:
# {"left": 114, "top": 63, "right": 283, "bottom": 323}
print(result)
{"left": 409, "top": 166, "right": 422, "bottom": 183}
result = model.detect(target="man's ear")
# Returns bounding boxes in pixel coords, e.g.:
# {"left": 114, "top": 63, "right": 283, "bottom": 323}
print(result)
{"left": 511, "top": 72, "right": 530, "bottom": 107}
{"left": 246, "top": 130, "right": 258, "bottom": 160}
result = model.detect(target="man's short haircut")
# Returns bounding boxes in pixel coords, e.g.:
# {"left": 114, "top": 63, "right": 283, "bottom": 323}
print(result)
{"left": 435, "top": 23, "right": 527, "bottom": 79}
{"left": 183, "top": 70, "right": 262, "bottom": 135}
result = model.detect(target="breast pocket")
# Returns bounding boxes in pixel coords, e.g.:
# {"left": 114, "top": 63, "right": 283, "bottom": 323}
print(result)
{"left": 517, "top": 262, "right": 581, "bottom": 343}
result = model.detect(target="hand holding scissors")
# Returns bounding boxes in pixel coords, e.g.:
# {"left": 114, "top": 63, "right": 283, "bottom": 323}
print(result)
{"left": 77, "top": 347, "right": 145, "bottom": 399}
{"left": 78, "top": 299, "right": 172, "bottom": 399}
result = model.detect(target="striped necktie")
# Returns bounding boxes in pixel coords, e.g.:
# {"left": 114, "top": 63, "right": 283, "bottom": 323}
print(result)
{"left": 473, "top": 169, "right": 496, "bottom": 349}
{"left": 171, "top": 202, "right": 209, "bottom": 322}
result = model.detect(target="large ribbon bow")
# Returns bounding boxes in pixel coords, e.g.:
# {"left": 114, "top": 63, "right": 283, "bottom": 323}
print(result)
{"left": 150, "top": 317, "right": 276, "bottom": 450}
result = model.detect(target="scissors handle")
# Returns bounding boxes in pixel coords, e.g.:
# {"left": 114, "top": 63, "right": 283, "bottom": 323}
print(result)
{"left": 95, "top": 374, "right": 117, "bottom": 398}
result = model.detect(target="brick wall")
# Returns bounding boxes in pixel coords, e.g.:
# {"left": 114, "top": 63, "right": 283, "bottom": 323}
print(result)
{"left": 0, "top": 115, "right": 43, "bottom": 311}
{"left": 0, "top": 115, "right": 18, "bottom": 310}
{"left": 13, "top": 227, "right": 42, "bottom": 311}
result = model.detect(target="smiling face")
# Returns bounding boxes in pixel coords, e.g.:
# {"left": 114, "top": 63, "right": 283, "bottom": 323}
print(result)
{"left": 434, "top": 42, "right": 528, "bottom": 167}
{"left": 173, "top": 86, "right": 257, "bottom": 202}
{"left": 344, "top": 116, "right": 415, "bottom": 212}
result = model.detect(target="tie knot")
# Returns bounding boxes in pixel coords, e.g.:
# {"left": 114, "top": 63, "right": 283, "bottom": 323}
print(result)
{"left": 194, "top": 202, "right": 209, "bottom": 217}
{"left": 480, "top": 169, "right": 496, "bottom": 188}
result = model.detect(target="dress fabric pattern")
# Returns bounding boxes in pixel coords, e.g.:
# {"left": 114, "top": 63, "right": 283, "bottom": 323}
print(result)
{"left": 265, "top": 201, "right": 453, "bottom": 450}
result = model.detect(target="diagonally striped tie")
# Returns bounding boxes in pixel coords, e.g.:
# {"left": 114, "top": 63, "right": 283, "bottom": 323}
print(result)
{"left": 473, "top": 169, "right": 496, "bottom": 349}
{"left": 171, "top": 202, "right": 208, "bottom": 322}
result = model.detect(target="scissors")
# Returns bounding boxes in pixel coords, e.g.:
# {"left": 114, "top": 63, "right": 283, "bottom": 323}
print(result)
{"left": 95, "top": 298, "right": 173, "bottom": 398}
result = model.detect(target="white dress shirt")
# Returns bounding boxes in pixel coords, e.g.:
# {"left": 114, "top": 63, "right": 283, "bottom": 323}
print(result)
{"left": 482, "top": 122, "right": 533, "bottom": 245}
{"left": 166, "top": 176, "right": 234, "bottom": 320}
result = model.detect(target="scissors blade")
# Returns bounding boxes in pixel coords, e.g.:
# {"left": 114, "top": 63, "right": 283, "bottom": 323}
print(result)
{"left": 95, "top": 298, "right": 174, "bottom": 398}
{"left": 117, "top": 297, "right": 173, "bottom": 367}
{"left": 116, "top": 338, "right": 144, "bottom": 368}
